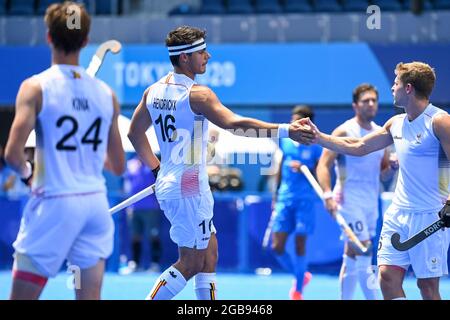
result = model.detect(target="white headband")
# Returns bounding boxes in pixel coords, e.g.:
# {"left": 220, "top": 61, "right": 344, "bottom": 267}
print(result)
{"left": 167, "top": 38, "right": 206, "bottom": 56}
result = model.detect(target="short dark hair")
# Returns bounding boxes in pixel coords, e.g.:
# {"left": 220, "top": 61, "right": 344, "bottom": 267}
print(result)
{"left": 352, "top": 83, "right": 378, "bottom": 103}
{"left": 44, "top": 1, "right": 91, "bottom": 54}
{"left": 166, "top": 26, "right": 206, "bottom": 67}
{"left": 292, "top": 105, "right": 314, "bottom": 121}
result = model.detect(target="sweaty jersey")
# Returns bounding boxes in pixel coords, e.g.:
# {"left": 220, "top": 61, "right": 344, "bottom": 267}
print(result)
{"left": 390, "top": 104, "right": 450, "bottom": 212}
{"left": 334, "top": 118, "right": 384, "bottom": 209}
{"left": 146, "top": 72, "right": 210, "bottom": 200}
{"left": 32, "top": 64, "right": 113, "bottom": 196}
{"left": 277, "top": 139, "right": 322, "bottom": 202}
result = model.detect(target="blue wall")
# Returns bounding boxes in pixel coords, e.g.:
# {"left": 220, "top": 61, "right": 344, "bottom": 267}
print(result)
{"left": 2, "top": 43, "right": 450, "bottom": 106}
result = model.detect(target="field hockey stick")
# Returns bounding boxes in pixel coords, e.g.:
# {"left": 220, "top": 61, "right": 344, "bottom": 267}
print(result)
{"left": 109, "top": 184, "right": 156, "bottom": 214}
{"left": 86, "top": 40, "right": 122, "bottom": 77}
{"left": 262, "top": 210, "right": 276, "bottom": 249}
{"left": 391, "top": 217, "right": 445, "bottom": 251}
{"left": 299, "top": 164, "right": 369, "bottom": 255}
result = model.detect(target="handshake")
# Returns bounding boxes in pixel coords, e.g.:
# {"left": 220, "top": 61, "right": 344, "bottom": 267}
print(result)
{"left": 287, "top": 117, "right": 318, "bottom": 145}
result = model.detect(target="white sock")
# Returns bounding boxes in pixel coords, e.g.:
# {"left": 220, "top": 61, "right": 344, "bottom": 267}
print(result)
{"left": 356, "top": 255, "right": 379, "bottom": 300}
{"left": 194, "top": 272, "right": 217, "bottom": 300}
{"left": 392, "top": 297, "right": 407, "bottom": 300}
{"left": 339, "top": 255, "right": 357, "bottom": 300}
{"left": 145, "top": 266, "right": 187, "bottom": 300}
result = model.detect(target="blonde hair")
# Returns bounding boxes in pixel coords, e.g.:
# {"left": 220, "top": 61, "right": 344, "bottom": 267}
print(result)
{"left": 395, "top": 62, "right": 436, "bottom": 99}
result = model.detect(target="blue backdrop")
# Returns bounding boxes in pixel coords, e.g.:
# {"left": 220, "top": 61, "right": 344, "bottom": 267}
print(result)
{"left": 1, "top": 43, "right": 450, "bottom": 106}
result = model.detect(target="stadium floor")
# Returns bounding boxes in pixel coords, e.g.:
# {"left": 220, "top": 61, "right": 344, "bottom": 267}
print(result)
{"left": 1, "top": 270, "right": 450, "bottom": 300}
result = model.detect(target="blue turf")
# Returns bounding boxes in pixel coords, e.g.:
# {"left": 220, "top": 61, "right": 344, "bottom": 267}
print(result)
{"left": 0, "top": 271, "right": 449, "bottom": 300}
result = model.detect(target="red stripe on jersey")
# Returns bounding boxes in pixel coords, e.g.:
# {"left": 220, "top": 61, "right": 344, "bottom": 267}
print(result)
{"left": 181, "top": 167, "right": 200, "bottom": 197}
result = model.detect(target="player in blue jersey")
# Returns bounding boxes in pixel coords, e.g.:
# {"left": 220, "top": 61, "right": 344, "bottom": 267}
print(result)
{"left": 271, "top": 105, "right": 322, "bottom": 300}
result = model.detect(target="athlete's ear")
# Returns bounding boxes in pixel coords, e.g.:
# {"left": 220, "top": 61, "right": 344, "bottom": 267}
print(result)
{"left": 46, "top": 31, "right": 52, "bottom": 46}
{"left": 405, "top": 83, "right": 413, "bottom": 95}
{"left": 179, "top": 52, "right": 188, "bottom": 64}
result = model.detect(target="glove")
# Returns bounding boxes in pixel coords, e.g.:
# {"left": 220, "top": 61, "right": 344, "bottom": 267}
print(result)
{"left": 151, "top": 165, "right": 160, "bottom": 179}
{"left": 438, "top": 200, "right": 450, "bottom": 228}
{"left": 20, "top": 160, "right": 34, "bottom": 186}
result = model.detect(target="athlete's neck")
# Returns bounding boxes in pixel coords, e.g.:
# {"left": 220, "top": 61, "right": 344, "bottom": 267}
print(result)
{"left": 355, "top": 116, "right": 372, "bottom": 130}
{"left": 404, "top": 99, "right": 429, "bottom": 121}
{"left": 174, "top": 66, "right": 195, "bottom": 80}
{"left": 51, "top": 50, "right": 80, "bottom": 66}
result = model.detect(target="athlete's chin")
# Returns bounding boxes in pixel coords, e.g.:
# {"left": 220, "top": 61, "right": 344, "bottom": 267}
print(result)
{"left": 393, "top": 102, "right": 405, "bottom": 109}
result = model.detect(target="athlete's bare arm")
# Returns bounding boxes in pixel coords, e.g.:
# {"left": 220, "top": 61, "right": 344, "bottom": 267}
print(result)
{"left": 316, "top": 125, "right": 346, "bottom": 213}
{"left": 433, "top": 113, "right": 450, "bottom": 201}
{"left": 190, "top": 85, "right": 314, "bottom": 143}
{"left": 5, "top": 78, "right": 41, "bottom": 176}
{"left": 380, "top": 148, "right": 398, "bottom": 182}
{"left": 104, "top": 92, "right": 125, "bottom": 175}
{"left": 128, "top": 88, "right": 160, "bottom": 170}
{"left": 309, "top": 117, "right": 396, "bottom": 156}
{"left": 316, "top": 125, "right": 345, "bottom": 192}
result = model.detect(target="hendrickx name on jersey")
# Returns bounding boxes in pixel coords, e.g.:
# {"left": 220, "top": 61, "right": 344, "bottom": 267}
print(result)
{"left": 152, "top": 98, "right": 177, "bottom": 111}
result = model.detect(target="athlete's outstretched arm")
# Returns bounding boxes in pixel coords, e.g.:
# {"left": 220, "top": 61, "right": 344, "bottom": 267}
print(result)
{"left": 190, "top": 85, "right": 314, "bottom": 143}
{"left": 433, "top": 113, "right": 450, "bottom": 202}
{"left": 104, "top": 92, "right": 125, "bottom": 175}
{"left": 308, "top": 117, "right": 395, "bottom": 156}
{"left": 5, "top": 78, "right": 40, "bottom": 178}
{"left": 128, "top": 88, "right": 160, "bottom": 171}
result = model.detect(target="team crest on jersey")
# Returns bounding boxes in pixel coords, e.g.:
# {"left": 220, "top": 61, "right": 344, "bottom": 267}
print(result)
{"left": 71, "top": 70, "right": 81, "bottom": 79}
{"left": 415, "top": 133, "right": 422, "bottom": 144}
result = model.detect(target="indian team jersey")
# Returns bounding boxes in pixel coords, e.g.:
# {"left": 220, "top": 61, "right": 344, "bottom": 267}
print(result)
{"left": 146, "top": 72, "right": 210, "bottom": 200}
{"left": 390, "top": 104, "right": 449, "bottom": 212}
{"left": 32, "top": 64, "right": 113, "bottom": 196}
{"left": 334, "top": 118, "right": 384, "bottom": 209}
{"left": 277, "top": 139, "right": 322, "bottom": 202}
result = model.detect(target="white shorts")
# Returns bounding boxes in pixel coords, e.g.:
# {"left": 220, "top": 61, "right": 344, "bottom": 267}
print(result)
{"left": 338, "top": 203, "right": 378, "bottom": 242}
{"left": 377, "top": 204, "right": 449, "bottom": 279}
{"left": 159, "top": 192, "right": 216, "bottom": 250}
{"left": 13, "top": 192, "right": 114, "bottom": 277}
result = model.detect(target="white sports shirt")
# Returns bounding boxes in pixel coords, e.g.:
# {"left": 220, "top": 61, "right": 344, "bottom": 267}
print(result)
{"left": 146, "top": 72, "right": 210, "bottom": 200}
{"left": 32, "top": 64, "right": 113, "bottom": 195}
{"left": 390, "top": 104, "right": 449, "bottom": 212}
{"left": 334, "top": 118, "right": 385, "bottom": 209}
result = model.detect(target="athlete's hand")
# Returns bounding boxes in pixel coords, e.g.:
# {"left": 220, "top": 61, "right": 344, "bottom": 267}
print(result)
{"left": 389, "top": 152, "right": 399, "bottom": 171}
{"left": 289, "top": 118, "right": 316, "bottom": 145}
{"left": 20, "top": 160, "right": 34, "bottom": 186}
{"left": 438, "top": 200, "right": 450, "bottom": 227}
{"left": 289, "top": 160, "right": 302, "bottom": 172}
{"left": 325, "top": 198, "right": 338, "bottom": 218}
{"left": 151, "top": 165, "right": 160, "bottom": 178}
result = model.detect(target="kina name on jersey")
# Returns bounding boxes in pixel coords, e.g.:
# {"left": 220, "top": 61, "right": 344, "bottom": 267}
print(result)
{"left": 72, "top": 98, "right": 90, "bottom": 112}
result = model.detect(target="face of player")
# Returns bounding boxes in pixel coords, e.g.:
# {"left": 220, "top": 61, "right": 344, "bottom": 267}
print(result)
{"left": 354, "top": 90, "right": 378, "bottom": 122}
{"left": 291, "top": 113, "right": 303, "bottom": 123}
{"left": 392, "top": 76, "right": 407, "bottom": 108}
{"left": 188, "top": 49, "right": 211, "bottom": 74}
